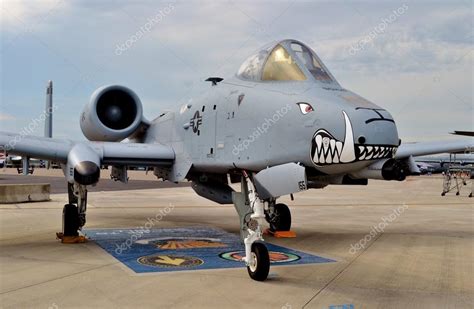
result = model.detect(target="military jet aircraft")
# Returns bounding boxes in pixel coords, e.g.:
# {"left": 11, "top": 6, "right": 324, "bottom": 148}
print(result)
{"left": 0, "top": 152, "right": 5, "bottom": 168}
{"left": 1, "top": 39, "right": 472, "bottom": 281}
{"left": 415, "top": 153, "right": 474, "bottom": 174}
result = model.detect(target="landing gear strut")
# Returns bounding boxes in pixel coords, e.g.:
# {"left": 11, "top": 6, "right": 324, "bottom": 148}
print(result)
{"left": 59, "top": 183, "right": 88, "bottom": 242}
{"left": 232, "top": 171, "right": 270, "bottom": 281}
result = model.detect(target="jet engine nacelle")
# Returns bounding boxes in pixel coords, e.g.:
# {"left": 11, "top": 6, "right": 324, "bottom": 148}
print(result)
{"left": 80, "top": 85, "right": 145, "bottom": 141}
{"left": 350, "top": 158, "right": 407, "bottom": 181}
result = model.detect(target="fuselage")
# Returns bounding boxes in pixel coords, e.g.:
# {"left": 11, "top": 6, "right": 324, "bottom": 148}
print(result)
{"left": 146, "top": 77, "right": 399, "bottom": 177}
{"left": 144, "top": 39, "right": 400, "bottom": 180}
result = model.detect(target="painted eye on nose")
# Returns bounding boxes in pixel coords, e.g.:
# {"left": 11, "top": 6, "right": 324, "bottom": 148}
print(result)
{"left": 297, "top": 102, "right": 314, "bottom": 115}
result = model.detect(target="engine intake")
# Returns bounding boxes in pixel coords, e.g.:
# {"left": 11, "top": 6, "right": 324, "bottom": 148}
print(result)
{"left": 381, "top": 159, "right": 407, "bottom": 181}
{"left": 81, "top": 85, "right": 145, "bottom": 141}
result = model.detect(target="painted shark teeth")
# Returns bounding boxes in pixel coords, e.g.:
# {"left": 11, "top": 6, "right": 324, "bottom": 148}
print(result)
{"left": 313, "top": 139, "right": 397, "bottom": 165}
{"left": 312, "top": 130, "right": 343, "bottom": 165}
{"left": 312, "top": 111, "right": 356, "bottom": 166}
{"left": 357, "top": 145, "right": 397, "bottom": 161}
{"left": 310, "top": 110, "right": 398, "bottom": 166}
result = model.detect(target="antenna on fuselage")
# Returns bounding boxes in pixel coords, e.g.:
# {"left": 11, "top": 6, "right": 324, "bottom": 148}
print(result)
{"left": 205, "top": 77, "right": 223, "bottom": 86}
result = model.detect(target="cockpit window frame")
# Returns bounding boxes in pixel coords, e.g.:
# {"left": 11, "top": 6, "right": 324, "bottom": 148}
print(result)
{"left": 235, "top": 39, "right": 340, "bottom": 87}
{"left": 261, "top": 44, "right": 307, "bottom": 82}
{"left": 289, "top": 42, "right": 334, "bottom": 83}
{"left": 236, "top": 42, "right": 274, "bottom": 82}
{"left": 283, "top": 40, "right": 340, "bottom": 86}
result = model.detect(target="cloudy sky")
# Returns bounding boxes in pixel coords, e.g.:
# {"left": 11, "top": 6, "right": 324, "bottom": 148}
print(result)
{"left": 1, "top": 0, "right": 472, "bottom": 141}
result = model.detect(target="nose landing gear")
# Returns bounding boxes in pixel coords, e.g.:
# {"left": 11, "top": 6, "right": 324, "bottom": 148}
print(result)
{"left": 232, "top": 171, "right": 271, "bottom": 281}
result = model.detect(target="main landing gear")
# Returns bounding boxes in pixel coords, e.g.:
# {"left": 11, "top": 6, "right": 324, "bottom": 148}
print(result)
{"left": 57, "top": 183, "right": 88, "bottom": 243}
{"left": 232, "top": 171, "right": 293, "bottom": 281}
{"left": 266, "top": 202, "right": 291, "bottom": 232}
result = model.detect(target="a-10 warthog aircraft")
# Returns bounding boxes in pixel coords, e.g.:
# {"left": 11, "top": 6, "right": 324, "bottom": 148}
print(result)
{"left": 1, "top": 39, "right": 472, "bottom": 281}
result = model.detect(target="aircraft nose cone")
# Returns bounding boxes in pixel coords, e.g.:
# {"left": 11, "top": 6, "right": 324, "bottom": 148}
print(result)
{"left": 352, "top": 108, "right": 399, "bottom": 161}
{"left": 359, "top": 112, "right": 398, "bottom": 146}
{"left": 310, "top": 109, "right": 399, "bottom": 166}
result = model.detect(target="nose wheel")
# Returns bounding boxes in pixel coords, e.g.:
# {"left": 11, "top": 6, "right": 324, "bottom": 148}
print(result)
{"left": 247, "top": 242, "right": 270, "bottom": 281}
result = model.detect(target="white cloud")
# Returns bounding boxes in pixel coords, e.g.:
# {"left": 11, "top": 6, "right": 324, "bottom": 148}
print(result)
{"left": 0, "top": 1, "right": 472, "bottom": 140}
{"left": 0, "top": 0, "right": 68, "bottom": 27}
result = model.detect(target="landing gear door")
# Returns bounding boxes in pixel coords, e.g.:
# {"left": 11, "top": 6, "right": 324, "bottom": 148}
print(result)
{"left": 253, "top": 163, "right": 307, "bottom": 200}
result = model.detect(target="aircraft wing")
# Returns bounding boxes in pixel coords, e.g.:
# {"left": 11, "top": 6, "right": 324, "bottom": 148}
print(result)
{"left": 0, "top": 132, "right": 175, "bottom": 167}
{"left": 395, "top": 139, "right": 473, "bottom": 159}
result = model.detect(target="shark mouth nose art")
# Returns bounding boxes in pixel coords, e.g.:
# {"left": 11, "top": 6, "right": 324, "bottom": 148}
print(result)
{"left": 311, "top": 111, "right": 397, "bottom": 166}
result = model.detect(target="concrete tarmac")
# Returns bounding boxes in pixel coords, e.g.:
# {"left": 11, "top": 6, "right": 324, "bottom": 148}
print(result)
{"left": 0, "top": 175, "right": 472, "bottom": 308}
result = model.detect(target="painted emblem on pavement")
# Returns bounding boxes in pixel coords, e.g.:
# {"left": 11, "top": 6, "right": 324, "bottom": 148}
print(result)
{"left": 138, "top": 254, "right": 203, "bottom": 268}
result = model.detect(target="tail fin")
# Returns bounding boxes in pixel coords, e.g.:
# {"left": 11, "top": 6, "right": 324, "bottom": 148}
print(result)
{"left": 44, "top": 80, "right": 53, "bottom": 138}
{"left": 44, "top": 80, "right": 53, "bottom": 169}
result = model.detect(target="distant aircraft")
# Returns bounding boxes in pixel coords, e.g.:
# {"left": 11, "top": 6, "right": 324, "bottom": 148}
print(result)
{"left": 0, "top": 152, "right": 5, "bottom": 168}
{"left": 415, "top": 153, "right": 474, "bottom": 174}
{"left": 1, "top": 39, "right": 472, "bottom": 281}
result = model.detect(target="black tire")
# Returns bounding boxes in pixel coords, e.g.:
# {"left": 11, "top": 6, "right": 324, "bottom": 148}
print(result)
{"left": 63, "top": 204, "right": 80, "bottom": 237}
{"left": 247, "top": 242, "right": 270, "bottom": 281}
{"left": 269, "top": 203, "right": 291, "bottom": 231}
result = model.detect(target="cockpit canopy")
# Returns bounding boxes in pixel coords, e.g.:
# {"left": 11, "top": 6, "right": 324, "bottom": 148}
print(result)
{"left": 237, "top": 39, "right": 337, "bottom": 85}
